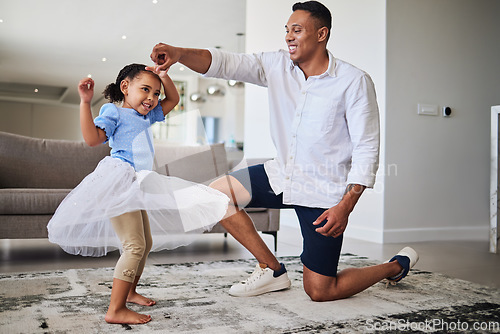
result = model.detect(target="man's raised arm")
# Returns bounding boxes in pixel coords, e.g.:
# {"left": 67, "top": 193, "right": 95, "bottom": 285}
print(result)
{"left": 149, "top": 43, "right": 212, "bottom": 75}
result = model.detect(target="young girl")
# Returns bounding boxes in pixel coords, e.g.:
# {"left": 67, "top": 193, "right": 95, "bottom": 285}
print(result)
{"left": 47, "top": 64, "right": 229, "bottom": 325}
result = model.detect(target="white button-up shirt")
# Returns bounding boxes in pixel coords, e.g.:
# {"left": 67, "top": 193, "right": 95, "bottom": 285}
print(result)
{"left": 205, "top": 48, "right": 379, "bottom": 208}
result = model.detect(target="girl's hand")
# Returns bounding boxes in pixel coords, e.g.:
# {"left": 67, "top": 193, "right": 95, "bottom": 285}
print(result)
{"left": 78, "top": 78, "right": 94, "bottom": 103}
{"left": 147, "top": 64, "right": 170, "bottom": 78}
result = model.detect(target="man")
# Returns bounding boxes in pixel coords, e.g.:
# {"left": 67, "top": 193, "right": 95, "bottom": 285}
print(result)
{"left": 149, "top": 1, "right": 418, "bottom": 302}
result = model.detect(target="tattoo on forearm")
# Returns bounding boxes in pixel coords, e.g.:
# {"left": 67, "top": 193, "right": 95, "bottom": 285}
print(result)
{"left": 344, "top": 184, "right": 366, "bottom": 197}
{"left": 344, "top": 184, "right": 355, "bottom": 195}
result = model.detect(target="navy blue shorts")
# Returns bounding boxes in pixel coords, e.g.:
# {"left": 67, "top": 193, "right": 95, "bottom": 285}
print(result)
{"left": 231, "top": 164, "right": 343, "bottom": 277}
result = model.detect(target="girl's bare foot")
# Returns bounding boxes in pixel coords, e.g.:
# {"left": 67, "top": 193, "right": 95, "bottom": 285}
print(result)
{"left": 105, "top": 307, "right": 151, "bottom": 324}
{"left": 127, "top": 291, "right": 156, "bottom": 306}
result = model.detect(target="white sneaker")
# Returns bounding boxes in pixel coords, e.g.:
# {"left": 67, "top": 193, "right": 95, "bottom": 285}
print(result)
{"left": 228, "top": 263, "right": 291, "bottom": 297}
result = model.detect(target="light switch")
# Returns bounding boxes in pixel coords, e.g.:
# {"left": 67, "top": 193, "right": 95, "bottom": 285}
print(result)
{"left": 418, "top": 104, "right": 438, "bottom": 116}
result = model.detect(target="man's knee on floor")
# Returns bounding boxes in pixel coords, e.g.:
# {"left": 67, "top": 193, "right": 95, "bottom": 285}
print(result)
{"left": 304, "top": 277, "right": 342, "bottom": 302}
{"left": 304, "top": 285, "right": 342, "bottom": 302}
{"left": 305, "top": 285, "right": 328, "bottom": 302}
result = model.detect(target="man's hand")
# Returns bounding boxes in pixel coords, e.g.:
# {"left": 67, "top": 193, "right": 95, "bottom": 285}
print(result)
{"left": 313, "top": 183, "right": 366, "bottom": 238}
{"left": 313, "top": 204, "right": 350, "bottom": 238}
{"left": 148, "top": 43, "right": 181, "bottom": 72}
{"left": 148, "top": 43, "right": 212, "bottom": 75}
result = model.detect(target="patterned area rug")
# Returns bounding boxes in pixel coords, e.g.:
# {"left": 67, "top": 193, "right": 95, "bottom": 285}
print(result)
{"left": 1, "top": 255, "right": 499, "bottom": 333}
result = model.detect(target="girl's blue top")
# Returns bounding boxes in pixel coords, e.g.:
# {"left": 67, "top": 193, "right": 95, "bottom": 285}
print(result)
{"left": 94, "top": 103, "right": 164, "bottom": 171}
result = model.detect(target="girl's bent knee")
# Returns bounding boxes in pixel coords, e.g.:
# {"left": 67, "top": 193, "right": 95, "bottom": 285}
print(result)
{"left": 122, "top": 243, "right": 146, "bottom": 259}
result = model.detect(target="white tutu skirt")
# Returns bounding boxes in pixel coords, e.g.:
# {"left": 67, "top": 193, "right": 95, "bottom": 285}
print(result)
{"left": 47, "top": 157, "right": 229, "bottom": 257}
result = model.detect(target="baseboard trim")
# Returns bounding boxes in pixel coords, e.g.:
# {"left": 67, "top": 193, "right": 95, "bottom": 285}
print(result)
{"left": 345, "top": 225, "right": 489, "bottom": 244}
{"left": 383, "top": 226, "right": 489, "bottom": 243}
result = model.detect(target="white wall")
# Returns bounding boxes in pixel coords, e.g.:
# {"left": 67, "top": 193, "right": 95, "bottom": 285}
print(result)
{"left": 383, "top": 0, "right": 500, "bottom": 242}
{"left": 243, "top": 0, "right": 286, "bottom": 159}
{"left": 326, "top": 0, "right": 386, "bottom": 243}
{"left": 0, "top": 101, "right": 81, "bottom": 140}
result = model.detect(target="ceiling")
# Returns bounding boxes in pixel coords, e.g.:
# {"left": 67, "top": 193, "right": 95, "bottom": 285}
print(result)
{"left": 0, "top": 0, "right": 246, "bottom": 105}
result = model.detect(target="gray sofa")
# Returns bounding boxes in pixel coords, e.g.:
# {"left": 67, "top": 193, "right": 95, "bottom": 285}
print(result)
{"left": 0, "top": 131, "right": 279, "bottom": 249}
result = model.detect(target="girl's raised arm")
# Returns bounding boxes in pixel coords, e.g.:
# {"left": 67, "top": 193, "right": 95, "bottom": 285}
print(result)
{"left": 78, "top": 78, "right": 107, "bottom": 147}
{"left": 157, "top": 72, "right": 180, "bottom": 116}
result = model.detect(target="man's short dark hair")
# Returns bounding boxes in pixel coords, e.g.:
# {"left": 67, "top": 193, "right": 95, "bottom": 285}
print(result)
{"left": 292, "top": 1, "right": 332, "bottom": 41}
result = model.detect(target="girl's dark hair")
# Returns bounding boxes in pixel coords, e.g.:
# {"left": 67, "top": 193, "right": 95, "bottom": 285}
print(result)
{"left": 292, "top": 1, "right": 332, "bottom": 42}
{"left": 103, "top": 63, "right": 154, "bottom": 103}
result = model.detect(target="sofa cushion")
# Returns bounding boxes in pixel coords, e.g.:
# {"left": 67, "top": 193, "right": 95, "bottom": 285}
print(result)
{"left": 0, "top": 131, "right": 110, "bottom": 189}
{"left": 155, "top": 143, "right": 229, "bottom": 185}
{"left": 0, "top": 188, "right": 70, "bottom": 215}
{"left": 0, "top": 215, "right": 51, "bottom": 238}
